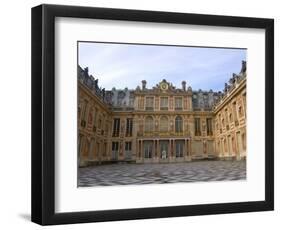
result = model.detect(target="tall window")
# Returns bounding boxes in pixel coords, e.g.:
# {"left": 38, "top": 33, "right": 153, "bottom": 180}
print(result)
{"left": 195, "top": 118, "right": 201, "bottom": 136}
{"left": 222, "top": 118, "right": 225, "bottom": 127}
{"left": 126, "top": 118, "right": 133, "bottom": 136}
{"left": 242, "top": 133, "right": 246, "bottom": 150}
{"left": 125, "top": 142, "right": 132, "bottom": 151}
{"left": 243, "top": 93, "right": 246, "bottom": 118}
{"left": 175, "top": 116, "right": 183, "bottom": 133}
{"left": 145, "top": 97, "right": 154, "bottom": 110}
{"left": 175, "top": 97, "right": 183, "bottom": 110}
{"left": 238, "top": 106, "right": 243, "bottom": 117}
{"left": 225, "top": 109, "right": 229, "bottom": 123}
{"left": 112, "top": 118, "right": 120, "bottom": 137}
{"left": 144, "top": 141, "right": 153, "bottom": 158}
{"left": 175, "top": 141, "right": 184, "bottom": 157}
{"left": 224, "top": 108, "right": 229, "bottom": 130}
{"left": 82, "top": 100, "right": 88, "bottom": 120}
{"left": 111, "top": 142, "right": 119, "bottom": 160}
{"left": 229, "top": 113, "right": 233, "bottom": 122}
{"left": 206, "top": 118, "right": 213, "bottom": 135}
{"left": 232, "top": 101, "right": 238, "bottom": 121}
{"left": 98, "top": 115, "right": 102, "bottom": 129}
{"left": 160, "top": 97, "right": 169, "bottom": 110}
{"left": 145, "top": 116, "right": 154, "bottom": 132}
{"left": 159, "top": 116, "right": 169, "bottom": 132}
{"left": 112, "top": 142, "right": 119, "bottom": 151}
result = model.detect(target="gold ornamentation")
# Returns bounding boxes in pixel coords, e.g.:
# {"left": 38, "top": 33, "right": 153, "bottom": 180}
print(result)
{"left": 160, "top": 82, "right": 168, "bottom": 91}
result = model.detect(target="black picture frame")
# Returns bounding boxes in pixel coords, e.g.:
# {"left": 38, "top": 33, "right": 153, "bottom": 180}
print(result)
{"left": 31, "top": 4, "right": 274, "bottom": 225}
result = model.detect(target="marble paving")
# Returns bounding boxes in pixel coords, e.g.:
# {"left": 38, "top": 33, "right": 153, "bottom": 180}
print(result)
{"left": 78, "top": 160, "right": 246, "bottom": 187}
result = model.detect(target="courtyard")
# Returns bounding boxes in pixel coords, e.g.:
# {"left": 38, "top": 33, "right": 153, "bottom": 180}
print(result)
{"left": 78, "top": 160, "right": 246, "bottom": 187}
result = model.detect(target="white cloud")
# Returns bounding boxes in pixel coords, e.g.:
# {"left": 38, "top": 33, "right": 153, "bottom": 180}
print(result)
{"left": 79, "top": 42, "right": 246, "bottom": 91}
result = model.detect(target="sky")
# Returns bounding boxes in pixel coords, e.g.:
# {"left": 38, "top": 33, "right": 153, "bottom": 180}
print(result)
{"left": 78, "top": 42, "right": 246, "bottom": 92}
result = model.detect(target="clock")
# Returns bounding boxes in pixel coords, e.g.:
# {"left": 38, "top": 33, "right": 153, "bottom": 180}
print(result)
{"left": 160, "top": 82, "right": 168, "bottom": 91}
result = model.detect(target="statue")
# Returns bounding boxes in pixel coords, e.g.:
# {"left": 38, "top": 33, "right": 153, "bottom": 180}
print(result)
{"left": 161, "top": 150, "right": 167, "bottom": 159}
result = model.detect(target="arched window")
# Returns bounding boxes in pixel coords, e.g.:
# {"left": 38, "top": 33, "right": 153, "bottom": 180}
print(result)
{"left": 175, "top": 116, "right": 183, "bottom": 133}
{"left": 78, "top": 104, "right": 81, "bottom": 119}
{"left": 98, "top": 115, "right": 102, "bottom": 129}
{"left": 229, "top": 113, "right": 233, "bottom": 122}
{"left": 159, "top": 116, "right": 169, "bottom": 132}
{"left": 145, "top": 116, "right": 154, "bottom": 132}
{"left": 238, "top": 106, "right": 243, "bottom": 117}
{"left": 87, "top": 107, "right": 94, "bottom": 125}
{"left": 224, "top": 139, "right": 227, "bottom": 153}
{"left": 242, "top": 133, "right": 246, "bottom": 150}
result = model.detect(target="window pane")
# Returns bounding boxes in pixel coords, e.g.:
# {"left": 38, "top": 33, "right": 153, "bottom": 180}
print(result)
{"left": 160, "top": 116, "right": 169, "bottom": 132}
{"left": 195, "top": 118, "right": 201, "bottom": 136}
{"left": 126, "top": 118, "right": 133, "bottom": 136}
{"left": 175, "top": 97, "right": 183, "bottom": 110}
{"left": 175, "top": 116, "right": 183, "bottom": 132}
{"left": 160, "top": 97, "right": 168, "bottom": 110}
{"left": 145, "top": 97, "right": 154, "bottom": 110}
{"left": 112, "top": 118, "right": 120, "bottom": 136}
{"left": 145, "top": 116, "right": 154, "bottom": 132}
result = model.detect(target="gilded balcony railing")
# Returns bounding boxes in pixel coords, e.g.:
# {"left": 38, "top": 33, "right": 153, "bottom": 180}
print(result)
{"left": 174, "top": 132, "right": 184, "bottom": 136}
{"left": 142, "top": 131, "right": 187, "bottom": 137}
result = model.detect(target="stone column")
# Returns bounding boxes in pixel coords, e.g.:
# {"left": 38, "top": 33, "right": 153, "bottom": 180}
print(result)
{"left": 107, "top": 140, "right": 111, "bottom": 161}
{"left": 225, "top": 135, "right": 230, "bottom": 157}
{"left": 154, "top": 140, "right": 157, "bottom": 158}
{"left": 103, "top": 141, "right": 106, "bottom": 160}
{"left": 138, "top": 140, "right": 141, "bottom": 158}
{"left": 157, "top": 139, "right": 160, "bottom": 158}
{"left": 140, "top": 140, "right": 143, "bottom": 159}
{"left": 173, "top": 139, "right": 176, "bottom": 158}
{"left": 131, "top": 138, "right": 136, "bottom": 160}
{"left": 153, "top": 140, "right": 155, "bottom": 158}
{"left": 189, "top": 139, "right": 192, "bottom": 157}
{"left": 169, "top": 139, "right": 172, "bottom": 158}
{"left": 136, "top": 139, "right": 139, "bottom": 159}
{"left": 220, "top": 138, "right": 224, "bottom": 157}
{"left": 100, "top": 141, "right": 103, "bottom": 161}
{"left": 184, "top": 139, "right": 187, "bottom": 157}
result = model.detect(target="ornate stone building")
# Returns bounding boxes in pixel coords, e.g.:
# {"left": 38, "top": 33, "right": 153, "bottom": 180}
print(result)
{"left": 78, "top": 61, "right": 247, "bottom": 166}
{"left": 213, "top": 61, "right": 247, "bottom": 160}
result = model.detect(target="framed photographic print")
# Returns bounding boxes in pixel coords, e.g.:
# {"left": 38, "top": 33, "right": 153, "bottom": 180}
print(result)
{"left": 31, "top": 4, "right": 274, "bottom": 225}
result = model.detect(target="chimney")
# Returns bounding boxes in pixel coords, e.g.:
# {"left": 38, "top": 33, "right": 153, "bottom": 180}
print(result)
{"left": 141, "top": 80, "right": 147, "bottom": 90}
{"left": 181, "top": 81, "right": 186, "bottom": 91}
{"left": 241, "top": 61, "right": 246, "bottom": 73}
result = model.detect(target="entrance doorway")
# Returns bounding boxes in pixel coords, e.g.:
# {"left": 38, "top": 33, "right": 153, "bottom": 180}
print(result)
{"left": 160, "top": 140, "right": 169, "bottom": 159}
{"left": 111, "top": 142, "right": 119, "bottom": 161}
{"left": 143, "top": 140, "right": 153, "bottom": 158}
{"left": 125, "top": 141, "right": 132, "bottom": 160}
{"left": 175, "top": 140, "right": 184, "bottom": 157}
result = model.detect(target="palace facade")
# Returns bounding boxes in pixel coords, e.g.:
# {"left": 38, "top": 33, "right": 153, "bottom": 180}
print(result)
{"left": 78, "top": 61, "right": 247, "bottom": 166}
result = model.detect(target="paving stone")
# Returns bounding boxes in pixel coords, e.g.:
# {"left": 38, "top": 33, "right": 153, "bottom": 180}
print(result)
{"left": 78, "top": 160, "right": 246, "bottom": 187}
